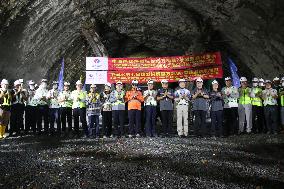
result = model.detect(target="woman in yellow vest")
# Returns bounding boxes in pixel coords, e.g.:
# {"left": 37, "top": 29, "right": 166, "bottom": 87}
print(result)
{"left": 0, "top": 79, "right": 12, "bottom": 139}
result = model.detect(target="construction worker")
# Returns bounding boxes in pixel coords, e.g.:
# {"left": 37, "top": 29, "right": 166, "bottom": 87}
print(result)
{"left": 0, "top": 79, "right": 12, "bottom": 139}
{"left": 58, "top": 82, "right": 73, "bottom": 136}
{"left": 110, "top": 81, "right": 125, "bottom": 138}
{"left": 250, "top": 78, "right": 264, "bottom": 133}
{"left": 238, "top": 77, "right": 253, "bottom": 134}
{"left": 125, "top": 80, "right": 144, "bottom": 138}
{"left": 221, "top": 77, "right": 239, "bottom": 136}
{"left": 34, "top": 79, "right": 49, "bottom": 134}
{"left": 18, "top": 79, "right": 27, "bottom": 132}
{"left": 71, "top": 80, "right": 88, "bottom": 137}
{"left": 209, "top": 80, "right": 224, "bottom": 137}
{"left": 191, "top": 77, "right": 209, "bottom": 137}
{"left": 262, "top": 80, "right": 279, "bottom": 134}
{"left": 25, "top": 80, "right": 38, "bottom": 134}
{"left": 143, "top": 79, "right": 158, "bottom": 137}
{"left": 86, "top": 84, "right": 101, "bottom": 138}
{"left": 47, "top": 81, "right": 61, "bottom": 135}
{"left": 174, "top": 79, "right": 191, "bottom": 137}
{"left": 157, "top": 79, "right": 174, "bottom": 137}
{"left": 279, "top": 77, "right": 284, "bottom": 130}
{"left": 10, "top": 80, "right": 27, "bottom": 136}
{"left": 100, "top": 83, "right": 113, "bottom": 138}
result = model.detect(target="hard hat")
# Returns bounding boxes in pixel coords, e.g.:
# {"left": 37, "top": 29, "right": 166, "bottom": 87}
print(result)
{"left": 178, "top": 79, "right": 186, "bottom": 83}
{"left": 132, "top": 80, "right": 138, "bottom": 85}
{"left": 196, "top": 77, "right": 203, "bottom": 82}
{"left": 52, "top": 81, "right": 59, "bottom": 85}
{"left": 147, "top": 79, "right": 154, "bottom": 84}
{"left": 116, "top": 81, "right": 123, "bottom": 85}
{"left": 265, "top": 80, "right": 272, "bottom": 83}
{"left": 14, "top": 80, "right": 21, "bottom": 86}
{"left": 273, "top": 77, "right": 280, "bottom": 81}
{"left": 161, "top": 79, "right": 168, "bottom": 84}
{"left": 1, "top": 79, "right": 9, "bottom": 85}
{"left": 225, "top": 77, "right": 231, "bottom": 81}
{"left": 240, "top": 77, "right": 247, "bottom": 82}
{"left": 41, "top": 79, "right": 48, "bottom": 83}
{"left": 281, "top": 77, "right": 284, "bottom": 82}
{"left": 90, "top": 84, "right": 97, "bottom": 88}
{"left": 19, "top": 79, "right": 24, "bottom": 83}
{"left": 64, "top": 81, "right": 70, "bottom": 86}
{"left": 252, "top": 78, "right": 259, "bottom": 82}
{"left": 259, "top": 78, "right": 264, "bottom": 83}
{"left": 75, "top": 80, "right": 83, "bottom": 85}
{"left": 212, "top": 80, "right": 218, "bottom": 85}
{"left": 105, "top": 82, "right": 111, "bottom": 87}
{"left": 29, "top": 80, "right": 35, "bottom": 85}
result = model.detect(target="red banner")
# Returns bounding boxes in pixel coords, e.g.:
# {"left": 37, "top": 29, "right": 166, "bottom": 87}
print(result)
{"left": 108, "top": 52, "right": 222, "bottom": 71}
{"left": 107, "top": 66, "right": 223, "bottom": 83}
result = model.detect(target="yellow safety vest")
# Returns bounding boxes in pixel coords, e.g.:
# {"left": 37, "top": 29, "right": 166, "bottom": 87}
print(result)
{"left": 280, "top": 88, "right": 284, "bottom": 107}
{"left": 0, "top": 90, "right": 12, "bottom": 106}
{"left": 72, "top": 90, "right": 87, "bottom": 109}
{"left": 239, "top": 87, "right": 251, "bottom": 105}
{"left": 251, "top": 87, "right": 263, "bottom": 106}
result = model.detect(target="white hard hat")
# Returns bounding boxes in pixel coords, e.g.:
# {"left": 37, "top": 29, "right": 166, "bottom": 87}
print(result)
{"left": 14, "top": 80, "right": 21, "bottom": 86}
{"left": 259, "top": 78, "right": 264, "bottom": 82}
{"left": 240, "top": 77, "right": 247, "bottom": 82}
{"left": 116, "top": 81, "right": 123, "bottom": 85}
{"left": 212, "top": 80, "right": 218, "bottom": 85}
{"left": 147, "top": 79, "right": 154, "bottom": 84}
{"left": 52, "top": 81, "right": 59, "bottom": 85}
{"left": 41, "top": 79, "right": 48, "bottom": 83}
{"left": 252, "top": 77, "right": 259, "bottom": 82}
{"left": 29, "top": 80, "right": 35, "bottom": 85}
{"left": 90, "top": 84, "right": 97, "bottom": 88}
{"left": 161, "top": 79, "right": 168, "bottom": 84}
{"left": 64, "top": 81, "right": 70, "bottom": 86}
{"left": 76, "top": 80, "right": 83, "bottom": 85}
{"left": 273, "top": 77, "right": 280, "bottom": 81}
{"left": 281, "top": 77, "right": 284, "bottom": 82}
{"left": 19, "top": 79, "right": 24, "bottom": 83}
{"left": 105, "top": 82, "right": 111, "bottom": 87}
{"left": 225, "top": 77, "right": 231, "bottom": 81}
{"left": 132, "top": 80, "right": 138, "bottom": 85}
{"left": 1, "top": 79, "right": 9, "bottom": 85}
{"left": 178, "top": 79, "right": 186, "bottom": 83}
{"left": 265, "top": 80, "right": 272, "bottom": 83}
{"left": 196, "top": 77, "right": 203, "bottom": 82}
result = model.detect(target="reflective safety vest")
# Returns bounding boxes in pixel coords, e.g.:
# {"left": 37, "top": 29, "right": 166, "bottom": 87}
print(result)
{"left": 239, "top": 87, "right": 251, "bottom": 105}
{"left": 251, "top": 87, "right": 263, "bottom": 106}
{"left": 59, "top": 91, "right": 73, "bottom": 108}
{"left": 281, "top": 95, "right": 284, "bottom": 107}
{"left": 279, "top": 88, "right": 284, "bottom": 107}
{"left": 71, "top": 90, "right": 87, "bottom": 109}
{"left": 112, "top": 90, "right": 125, "bottom": 106}
{"left": 0, "top": 89, "right": 12, "bottom": 106}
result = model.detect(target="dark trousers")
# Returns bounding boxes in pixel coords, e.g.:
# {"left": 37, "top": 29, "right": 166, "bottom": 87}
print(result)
{"left": 102, "top": 111, "right": 112, "bottom": 136}
{"left": 112, "top": 110, "right": 124, "bottom": 137}
{"left": 252, "top": 105, "right": 265, "bottom": 133}
{"left": 145, "top": 106, "right": 157, "bottom": 137}
{"left": 88, "top": 114, "right": 100, "bottom": 137}
{"left": 49, "top": 108, "right": 60, "bottom": 133}
{"left": 223, "top": 107, "right": 238, "bottom": 136}
{"left": 264, "top": 105, "right": 278, "bottom": 133}
{"left": 25, "top": 105, "right": 38, "bottom": 133}
{"left": 128, "top": 109, "right": 141, "bottom": 136}
{"left": 60, "top": 107, "right": 72, "bottom": 132}
{"left": 193, "top": 110, "right": 207, "bottom": 136}
{"left": 160, "top": 110, "right": 173, "bottom": 135}
{"left": 37, "top": 105, "right": 49, "bottom": 133}
{"left": 73, "top": 108, "right": 87, "bottom": 136}
{"left": 211, "top": 110, "right": 223, "bottom": 136}
{"left": 10, "top": 103, "right": 25, "bottom": 135}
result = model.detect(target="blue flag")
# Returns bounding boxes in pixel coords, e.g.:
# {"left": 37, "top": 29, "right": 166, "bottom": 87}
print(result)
{"left": 228, "top": 58, "right": 240, "bottom": 88}
{"left": 58, "top": 58, "right": 64, "bottom": 92}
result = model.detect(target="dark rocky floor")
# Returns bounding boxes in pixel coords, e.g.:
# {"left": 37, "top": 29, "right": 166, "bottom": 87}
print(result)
{"left": 0, "top": 134, "right": 283, "bottom": 189}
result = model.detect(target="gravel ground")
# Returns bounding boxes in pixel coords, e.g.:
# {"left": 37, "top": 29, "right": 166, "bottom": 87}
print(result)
{"left": 0, "top": 134, "right": 283, "bottom": 189}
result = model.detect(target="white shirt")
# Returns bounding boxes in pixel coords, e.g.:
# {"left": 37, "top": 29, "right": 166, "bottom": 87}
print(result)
{"left": 222, "top": 86, "right": 239, "bottom": 108}
{"left": 143, "top": 90, "right": 157, "bottom": 106}
{"left": 34, "top": 87, "right": 49, "bottom": 105}
{"left": 47, "top": 89, "right": 60, "bottom": 108}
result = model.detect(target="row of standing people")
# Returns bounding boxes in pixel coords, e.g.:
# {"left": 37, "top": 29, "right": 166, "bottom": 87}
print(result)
{"left": 0, "top": 76, "right": 283, "bottom": 139}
